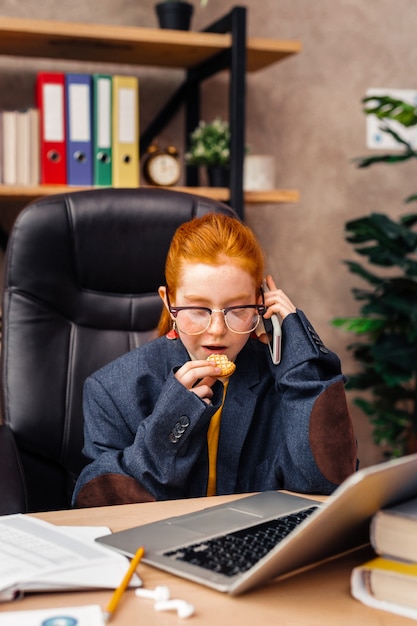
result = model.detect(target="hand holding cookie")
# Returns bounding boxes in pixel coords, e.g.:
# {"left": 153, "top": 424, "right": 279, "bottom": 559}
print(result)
{"left": 207, "top": 354, "right": 236, "bottom": 379}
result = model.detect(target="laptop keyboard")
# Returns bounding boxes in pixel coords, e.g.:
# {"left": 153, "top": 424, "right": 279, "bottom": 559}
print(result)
{"left": 163, "top": 505, "right": 318, "bottom": 578}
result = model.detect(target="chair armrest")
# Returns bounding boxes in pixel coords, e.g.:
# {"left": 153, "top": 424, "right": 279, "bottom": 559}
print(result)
{"left": 0, "top": 424, "right": 27, "bottom": 514}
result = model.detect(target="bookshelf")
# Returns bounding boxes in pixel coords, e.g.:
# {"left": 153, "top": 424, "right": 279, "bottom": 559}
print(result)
{"left": 0, "top": 184, "right": 300, "bottom": 204}
{"left": 0, "top": 17, "right": 300, "bottom": 70}
{"left": 0, "top": 10, "right": 301, "bottom": 218}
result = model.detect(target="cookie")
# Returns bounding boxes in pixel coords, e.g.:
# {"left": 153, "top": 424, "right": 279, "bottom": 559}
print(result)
{"left": 207, "top": 353, "right": 236, "bottom": 377}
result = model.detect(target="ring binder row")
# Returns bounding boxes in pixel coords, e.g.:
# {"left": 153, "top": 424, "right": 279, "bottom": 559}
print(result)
{"left": 0, "top": 72, "right": 140, "bottom": 188}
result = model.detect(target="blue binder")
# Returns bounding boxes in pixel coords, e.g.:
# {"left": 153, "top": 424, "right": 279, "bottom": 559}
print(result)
{"left": 65, "top": 73, "right": 93, "bottom": 186}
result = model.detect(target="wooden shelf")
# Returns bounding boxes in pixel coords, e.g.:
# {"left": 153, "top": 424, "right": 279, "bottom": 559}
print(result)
{"left": 0, "top": 13, "right": 301, "bottom": 217}
{"left": 0, "top": 16, "right": 301, "bottom": 71}
{"left": 0, "top": 184, "right": 299, "bottom": 205}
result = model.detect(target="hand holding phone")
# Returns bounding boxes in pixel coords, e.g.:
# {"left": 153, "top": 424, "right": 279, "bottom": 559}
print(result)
{"left": 262, "top": 281, "right": 282, "bottom": 365}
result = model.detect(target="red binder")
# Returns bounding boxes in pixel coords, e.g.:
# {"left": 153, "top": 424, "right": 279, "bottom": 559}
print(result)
{"left": 36, "top": 72, "right": 67, "bottom": 184}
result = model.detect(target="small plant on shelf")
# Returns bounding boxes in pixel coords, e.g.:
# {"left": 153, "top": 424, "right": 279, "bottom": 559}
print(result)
{"left": 185, "top": 117, "right": 231, "bottom": 168}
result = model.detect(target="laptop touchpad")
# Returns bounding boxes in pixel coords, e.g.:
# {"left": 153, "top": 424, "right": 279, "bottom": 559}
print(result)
{"left": 171, "top": 508, "right": 261, "bottom": 535}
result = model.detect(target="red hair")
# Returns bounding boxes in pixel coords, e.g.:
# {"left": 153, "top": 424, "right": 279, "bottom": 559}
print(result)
{"left": 158, "top": 213, "right": 265, "bottom": 336}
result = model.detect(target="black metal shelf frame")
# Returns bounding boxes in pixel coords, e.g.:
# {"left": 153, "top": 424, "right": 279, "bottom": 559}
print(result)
{"left": 139, "top": 6, "right": 247, "bottom": 219}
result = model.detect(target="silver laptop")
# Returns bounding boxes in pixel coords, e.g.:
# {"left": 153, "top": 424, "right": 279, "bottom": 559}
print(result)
{"left": 97, "top": 452, "right": 417, "bottom": 595}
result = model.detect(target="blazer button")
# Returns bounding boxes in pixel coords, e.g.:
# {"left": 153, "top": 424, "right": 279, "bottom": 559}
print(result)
{"left": 179, "top": 416, "right": 190, "bottom": 427}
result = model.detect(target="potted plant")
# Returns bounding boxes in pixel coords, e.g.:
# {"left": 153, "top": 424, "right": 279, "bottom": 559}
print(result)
{"left": 185, "top": 117, "right": 231, "bottom": 186}
{"left": 155, "top": 0, "right": 207, "bottom": 31}
{"left": 332, "top": 95, "right": 417, "bottom": 458}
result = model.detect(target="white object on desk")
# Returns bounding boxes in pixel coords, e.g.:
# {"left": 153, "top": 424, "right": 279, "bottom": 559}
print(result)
{"left": 154, "top": 599, "right": 195, "bottom": 618}
{"left": 135, "top": 585, "right": 171, "bottom": 601}
{"left": 0, "top": 604, "right": 105, "bottom": 625}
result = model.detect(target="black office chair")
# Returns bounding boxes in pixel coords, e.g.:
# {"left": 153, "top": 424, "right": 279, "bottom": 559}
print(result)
{"left": 0, "top": 187, "right": 236, "bottom": 514}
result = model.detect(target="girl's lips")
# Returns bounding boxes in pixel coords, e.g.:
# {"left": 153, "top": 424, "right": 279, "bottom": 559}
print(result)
{"left": 204, "top": 346, "right": 227, "bottom": 355}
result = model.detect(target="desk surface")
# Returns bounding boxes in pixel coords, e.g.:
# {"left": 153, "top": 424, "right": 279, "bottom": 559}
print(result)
{"left": 0, "top": 494, "right": 414, "bottom": 625}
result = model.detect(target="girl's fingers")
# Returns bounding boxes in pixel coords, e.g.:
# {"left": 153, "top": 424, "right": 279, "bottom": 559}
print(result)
{"left": 175, "top": 361, "right": 221, "bottom": 390}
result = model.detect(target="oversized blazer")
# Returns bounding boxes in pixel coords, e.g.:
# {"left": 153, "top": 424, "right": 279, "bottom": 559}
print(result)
{"left": 73, "top": 310, "right": 358, "bottom": 508}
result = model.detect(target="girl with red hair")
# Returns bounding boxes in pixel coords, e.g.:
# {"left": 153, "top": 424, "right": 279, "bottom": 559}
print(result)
{"left": 73, "top": 213, "right": 357, "bottom": 507}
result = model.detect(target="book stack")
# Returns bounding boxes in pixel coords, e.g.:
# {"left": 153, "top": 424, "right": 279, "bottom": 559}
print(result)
{"left": 0, "top": 108, "right": 40, "bottom": 186}
{"left": 0, "top": 72, "right": 140, "bottom": 189}
{"left": 351, "top": 496, "right": 417, "bottom": 620}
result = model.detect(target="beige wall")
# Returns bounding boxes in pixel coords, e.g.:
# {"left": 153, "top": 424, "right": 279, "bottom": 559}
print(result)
{"left": 1, "top": 0, "right": 416, "bottom": 466}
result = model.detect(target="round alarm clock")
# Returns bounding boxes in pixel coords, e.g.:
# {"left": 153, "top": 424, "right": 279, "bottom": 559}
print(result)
{"left": 143, "top": 144, "right": 181, "bottom": 187}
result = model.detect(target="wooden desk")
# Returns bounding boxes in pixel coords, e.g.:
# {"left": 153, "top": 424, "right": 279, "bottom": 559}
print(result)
{"left": 0, "top": 494, "right": 414, "bottom": 625}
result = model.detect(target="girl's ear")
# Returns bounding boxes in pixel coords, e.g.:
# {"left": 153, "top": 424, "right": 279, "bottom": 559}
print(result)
{"left": 158, "top": 286, "right": 169, "bottom": 311}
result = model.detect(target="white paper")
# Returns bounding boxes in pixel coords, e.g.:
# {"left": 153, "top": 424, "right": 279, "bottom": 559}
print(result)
{"left": 59, "top": 526, "right": 111, "bottom": 541}
{"left": 0, "top": 604, "right": 105, "bottom": 625}
{"left": 97, "top": 77, "right": 111, "bottom": 148}
{"left": 69, "top": 83, "right": 91, "bottom": 142}
{"left": 43, "top": 84, "right": 64, "bottom": 142}
{"left": 0, "top": 515, "right": 141, "bottom": 601}
{"left": 118, "top": 87, "right": 136, "bottom": 143}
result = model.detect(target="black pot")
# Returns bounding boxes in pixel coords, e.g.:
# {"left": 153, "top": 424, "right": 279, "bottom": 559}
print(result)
{"left": 207, "top": 166, "right": 230, "bottom": 188}
{"left": 155, "top": 2, "right": 194, "bottom": 31}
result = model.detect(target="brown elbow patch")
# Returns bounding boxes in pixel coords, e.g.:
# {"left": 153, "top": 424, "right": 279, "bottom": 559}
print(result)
{"left": 75, "top": 473, "right": 156, "bottom": 508}
{"left": 309, "top": 382, "right": 357, "bottom": 485}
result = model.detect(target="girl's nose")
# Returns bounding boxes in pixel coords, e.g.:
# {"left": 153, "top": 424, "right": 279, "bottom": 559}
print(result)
{"left": 208, "top": 310, "right": 227, "bottom": 334}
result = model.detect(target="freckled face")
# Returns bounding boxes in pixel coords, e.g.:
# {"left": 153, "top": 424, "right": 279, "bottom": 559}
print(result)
{"left": 171, "top": 262, "right": 259, "bottom": 362}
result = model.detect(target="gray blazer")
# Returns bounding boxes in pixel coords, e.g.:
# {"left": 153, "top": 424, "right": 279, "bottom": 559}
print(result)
{"left": 73, "top": 310, "right": 357, "bottom": 507}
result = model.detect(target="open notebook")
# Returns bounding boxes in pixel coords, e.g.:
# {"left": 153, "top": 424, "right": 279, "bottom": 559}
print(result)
{"left": 0, "top": 516, "right": 142, "bottom": 601}
{"left": 97, "top": 452, "right": 417, "bottom": 595}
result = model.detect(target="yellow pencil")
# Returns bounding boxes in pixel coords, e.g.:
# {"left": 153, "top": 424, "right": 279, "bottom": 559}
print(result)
{"left": 103, "top": 546, "right": 145, "bottom": 622}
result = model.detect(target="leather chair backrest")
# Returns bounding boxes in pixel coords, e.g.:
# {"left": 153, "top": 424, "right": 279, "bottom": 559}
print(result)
{"left": 0, "top": 188, "right": 235, "bottom": 512}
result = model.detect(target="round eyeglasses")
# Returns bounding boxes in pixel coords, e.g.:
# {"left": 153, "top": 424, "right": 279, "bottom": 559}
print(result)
{"left": 166, "top": 292, "right": 266, "bottom": 335}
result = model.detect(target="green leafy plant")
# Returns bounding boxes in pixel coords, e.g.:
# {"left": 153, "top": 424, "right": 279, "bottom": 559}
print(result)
{"left": 355, "top": 95, "right": 417, "bottom": 183}
{"left": 333, "top": 95, "right": 417, "bottom": 458}
{"left": 185, "top": 117, "right": 231, "bottom": 167}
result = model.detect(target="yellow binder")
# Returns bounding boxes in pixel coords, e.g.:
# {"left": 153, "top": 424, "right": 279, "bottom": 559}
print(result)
{"left": 111, "top": 75, "right": 139, "bottom": 187}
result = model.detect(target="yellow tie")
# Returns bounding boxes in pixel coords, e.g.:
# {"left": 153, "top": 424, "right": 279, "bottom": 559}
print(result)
{"left": 206, "top": 381, "right": 228, "bottom": 497}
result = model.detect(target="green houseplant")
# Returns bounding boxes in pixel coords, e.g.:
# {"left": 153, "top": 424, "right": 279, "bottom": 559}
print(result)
{"left": 332, "top": 95, "right": 417, "bottom": 458}
{"left": 185, "top": 117, "right": 231, "bottom": 186}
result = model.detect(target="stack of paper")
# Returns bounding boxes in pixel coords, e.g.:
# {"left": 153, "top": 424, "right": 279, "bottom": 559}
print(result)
{"left": 0, "top": 514, "right": 142, "bottom": 602}
{"left": 0, "top": 604, "right": 105, "bottom": 625}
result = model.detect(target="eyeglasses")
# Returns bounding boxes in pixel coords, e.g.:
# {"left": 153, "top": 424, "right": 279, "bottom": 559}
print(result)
{"left": 166, "top": 291, "right": 266, "bottom": 335}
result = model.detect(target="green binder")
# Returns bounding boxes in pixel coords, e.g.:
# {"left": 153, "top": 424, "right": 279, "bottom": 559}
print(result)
{"left": 93, "top": 74, "right": 112, "bottom": 186}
